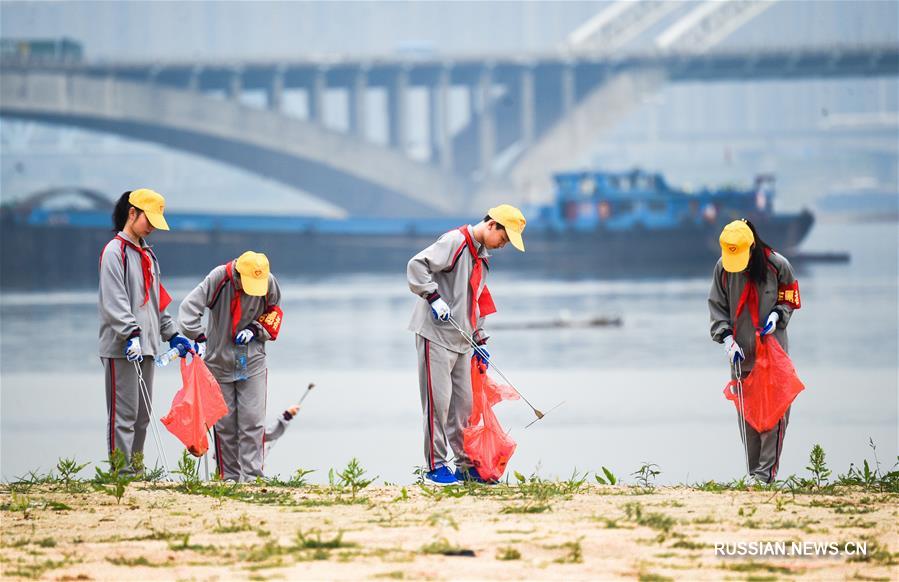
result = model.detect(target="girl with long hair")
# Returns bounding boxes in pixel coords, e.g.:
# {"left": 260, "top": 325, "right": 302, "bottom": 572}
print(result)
{"left": 708, "top": 219, "right": 802, "bottom": 484}
{"left": 98, "top": 189, "right": 191, "bottom": 473}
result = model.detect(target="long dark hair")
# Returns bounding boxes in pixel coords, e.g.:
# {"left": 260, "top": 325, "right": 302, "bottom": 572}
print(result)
{"left": 112, "top": 191, "right": 140, "bottom": 232}
{"left": 743, "top": 219, "right": 774, "bottom": 283}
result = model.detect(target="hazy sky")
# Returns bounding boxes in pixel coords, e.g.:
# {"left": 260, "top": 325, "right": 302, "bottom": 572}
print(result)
{"left": 2, "top": 1, "right": 896, "bottom": 62}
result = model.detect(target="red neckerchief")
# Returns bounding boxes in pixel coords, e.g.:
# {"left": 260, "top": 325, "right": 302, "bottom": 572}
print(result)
{"left": 734, "top": 279, "right": 759, "bottom": 338}
{"left": 458, "top": 226, "right": 497, "bottom": 328}
{"left": 224, "top": 261, "right": 242, "bottom": 338}
{"left": 114, "top": 234, "right": 171, "bottom": 311}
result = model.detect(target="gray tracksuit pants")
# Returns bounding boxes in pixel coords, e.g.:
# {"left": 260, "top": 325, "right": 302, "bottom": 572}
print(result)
{"left": 417, "top": 334, "right": 472, "bottom": 472}
{"left": 103, "top": 357, "right": 155, "bottom": 466}
{"left": 738, "top": 405, "right": 790, "bottom": 484}
{"left": 213, "top": 371, "right": 267, "bottom": 482}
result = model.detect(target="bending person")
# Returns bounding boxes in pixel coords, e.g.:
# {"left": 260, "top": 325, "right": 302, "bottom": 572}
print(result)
{"left": 708, "top": 219, "right": 801, "bottom": 484}
{"left": 179, "top": 251, "right": 283, "bottom": 482}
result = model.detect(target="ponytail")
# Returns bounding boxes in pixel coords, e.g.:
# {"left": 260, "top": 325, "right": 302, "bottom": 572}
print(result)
{"left": 111, "top": 191, "right": 140, "bottom": 232}
{"left": 743, "top": 219, "right": 774, "bottom": 283}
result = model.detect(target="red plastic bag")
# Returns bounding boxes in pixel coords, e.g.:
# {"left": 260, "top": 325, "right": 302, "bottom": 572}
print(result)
{"left": 161, "top": 355, "right": 229, "bottom": 456}
{"left": 724, "top": 333, "right": 804, "bottom": 432}
{"left": 463, "top": 358, "right": 518, "bottom": 482}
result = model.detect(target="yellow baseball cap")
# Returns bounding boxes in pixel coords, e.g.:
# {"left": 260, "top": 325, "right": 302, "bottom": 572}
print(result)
{"left": 235, "top": 251, "right": 270, "bottom": 296}
{"left": 488, "top": 204, "right": 527, "bottom": 252}
{"left": 719, "top": 220, "right": 754, "bottom": 273}
{"left": 129, "top": 188, "right": 169, "bottom": 231}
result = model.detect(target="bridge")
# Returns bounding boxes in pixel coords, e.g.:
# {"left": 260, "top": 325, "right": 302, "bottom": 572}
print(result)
{"left": 2, "top": 3, "right": 897, "bottom": 216}
{"left": 0, "top": 71, "right": 469, "bottom": 217}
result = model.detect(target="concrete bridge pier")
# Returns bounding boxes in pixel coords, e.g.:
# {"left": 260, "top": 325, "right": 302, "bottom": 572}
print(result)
{"left": 349, "top": 67, "right": 367, "bottom": 139}
{"left": 309, "top": 68, "right": 326, "bottom": 125}
{"left": 476, "top": 65, "right": 496, "bottom": 179}
{"left": 187, "top": 66, "right": 203, "bottom": 93}
{"left": 227, "top": 68, "right": 242, "bottom": 101}
{"left": 561, "top": 62, "right": 576, "bottom": 114}
{"left": 387, "top": 67, "right": 409, "bottom": 152}
{"left": 268, "top": 67, "right": 285, "bottom": 112}
{"left": 519, "top": 66, "right": 536, "bottom": 150}
{"left": 429, "top": 66, "right": 454, "bottom": 172}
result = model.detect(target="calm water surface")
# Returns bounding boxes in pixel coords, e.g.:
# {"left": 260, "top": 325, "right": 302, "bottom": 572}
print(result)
{"left": 1, "top": 222, "right": 896, "bottom": 484}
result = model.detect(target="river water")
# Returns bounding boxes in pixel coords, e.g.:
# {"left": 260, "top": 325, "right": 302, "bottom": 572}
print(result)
{"left": 1, "top": 221, "right": 896, "bottom": 484}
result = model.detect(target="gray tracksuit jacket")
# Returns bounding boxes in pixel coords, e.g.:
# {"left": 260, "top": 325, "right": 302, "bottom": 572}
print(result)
{"left": 263, "top": 411, "right": 293, "bottom": 458}
{"left": 178, "top": 262, "right": 282, "bottom": 381}
{"left": 98, "top": 232, "right": 177, "bottom": 358}
{"left": 407, "top": 225, "right": 489, "bottom": 354}
{"left": 708, "top": 251, "right": 797, "bottom": 372}
{"left": 265, "top": 414, "right": 291, "bottom": 442}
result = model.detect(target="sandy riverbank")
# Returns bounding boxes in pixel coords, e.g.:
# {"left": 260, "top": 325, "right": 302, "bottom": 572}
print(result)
{"left": 1, "top": 477, "right": 896, "bottom": 581}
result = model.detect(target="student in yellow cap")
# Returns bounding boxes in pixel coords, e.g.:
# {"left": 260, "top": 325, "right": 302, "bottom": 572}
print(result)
{"left": 708, "top": 219, "right": 801, "bottom": 484}
{"left": 407, "top": 205, "right": 526, "bottom": 485}
{"left": 98, "top": 190, "right": 192, "bottom": 473}
{"left": 178, "top": 251, "right": 283, "bottom": 482}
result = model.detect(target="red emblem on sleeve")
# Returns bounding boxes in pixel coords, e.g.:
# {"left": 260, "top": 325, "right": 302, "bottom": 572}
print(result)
{"left": 777, "top": 281, "right": 801, "bottom": 309}
{"left": 257, "top": 306, "right": 283, "bottom": 340}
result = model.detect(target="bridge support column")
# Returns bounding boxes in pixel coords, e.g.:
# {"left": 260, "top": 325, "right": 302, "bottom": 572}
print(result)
{"left": 268, "top": 68, "right": 284, "bottom": 112}
{"left": 561, "top": 63, "right": 575, "bottom": 114}
{"left": 309, "top": 68, "right": 326, "bottom": 125}
{"left": 147, "top": 66, "right": 161, "bottom": 87}
{"left": 388, "top": 68, "right": 408, "bottom": 152}
{"left": 429, "top": 82, "right": 439, "bottom": 163}
{"left": 477, "top": 66, "right": 495, "bottom": 178}
{"left": 187, "top": 66, "right": 202, "bottom": 92}
{"left": 228, "top": 69, "right": 242, "bottom": 101}
{"left": 431, "top": 67, "right": 453, "bottom": 172}
{"left": 519, "top": 66, "right": 536, "bottom": 149}
{"left": 349, "top": 68, "right": 367, "bottom": 139}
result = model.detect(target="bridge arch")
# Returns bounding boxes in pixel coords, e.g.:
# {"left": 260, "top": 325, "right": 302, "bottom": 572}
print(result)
{"left": 0, "top": 72, "right": 469, "bottom": 217}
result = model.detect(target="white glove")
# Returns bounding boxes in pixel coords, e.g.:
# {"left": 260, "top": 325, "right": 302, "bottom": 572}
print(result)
{"left": 194, "top": 340, "right": 207, "bottom": 359}
{"left": 234, "top": 329, "right": 255, "bottom": 345}
{"left": 429, "top": 297, "right": 451, "bottom": 321}
{"left": 724, "top": 335, "right": 744, "bottom": 364}
{"left": 761, "top": 311, "right": 779, "bottom": 337}
{"left": 125, "top": 337, "right": 143, "bottom": 362}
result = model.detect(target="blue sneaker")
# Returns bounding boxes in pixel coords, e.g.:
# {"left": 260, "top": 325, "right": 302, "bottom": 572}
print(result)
{"left": 425, "top": 466, "right": 459, "bottom": 486}
{"left": 454, "top": 466, "right": 495, "bottom": 484}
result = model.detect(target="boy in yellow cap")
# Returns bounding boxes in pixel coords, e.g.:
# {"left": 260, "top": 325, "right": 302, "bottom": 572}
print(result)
{"left": 98, "top": 189, "right": 192, "bottom": 473}
{"left": 407, "top": 205, "right": 526, "bottom": 485}
{"left": 179, "top": 251, "right": 284, "bottom": 482}
{"left": 708, "top": 219, "right": 801, "bottom": 484}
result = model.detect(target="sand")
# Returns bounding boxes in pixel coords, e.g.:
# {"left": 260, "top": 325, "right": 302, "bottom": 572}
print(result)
{"left": 1, "top": 480, "right": 896, "bottom": 581}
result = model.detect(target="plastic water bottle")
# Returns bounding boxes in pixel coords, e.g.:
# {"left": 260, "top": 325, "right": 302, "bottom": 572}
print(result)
{"left": 154, "top": 347, "right": 181, "bottom": 367}
{"left": 235, "top": 343, "right": 249, "bottom": 381}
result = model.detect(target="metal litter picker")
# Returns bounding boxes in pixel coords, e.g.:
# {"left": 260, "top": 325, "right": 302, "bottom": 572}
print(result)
{"left": 447, "top": 315, "right": 561, "bottom": 425}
